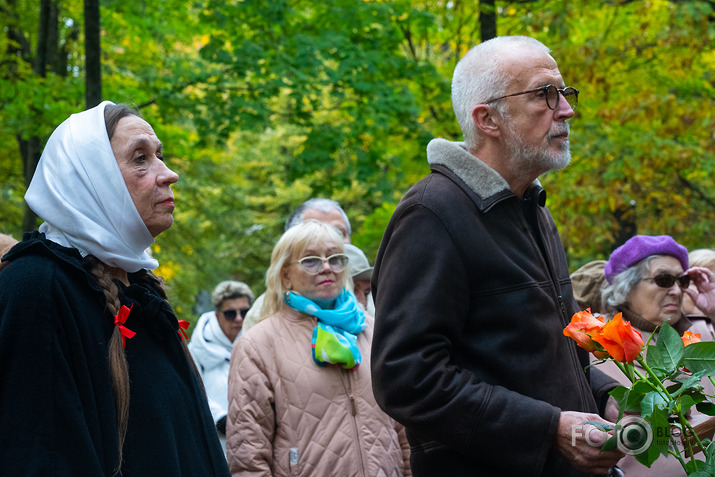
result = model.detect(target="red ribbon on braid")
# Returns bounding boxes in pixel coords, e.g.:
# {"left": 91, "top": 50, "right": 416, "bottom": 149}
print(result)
{"left": 114, "top": 304, "right": 136, "bottom": 348}
{"left": 178, "top": 320, "right": 190, "bottom": 340}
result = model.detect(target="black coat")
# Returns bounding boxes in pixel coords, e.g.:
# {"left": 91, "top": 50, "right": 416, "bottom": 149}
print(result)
{"left": 0, "top": 232, "right": 230, "bottom": 476}
{"left": 371, "top": 139, "right": 616, "bottom": 477}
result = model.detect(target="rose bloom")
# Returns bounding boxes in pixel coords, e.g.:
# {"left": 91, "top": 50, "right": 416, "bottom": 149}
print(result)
{"left": 592, "top": 313, "right": 644, "bottom": 363}
{"left": 682, "top": 331, "right": 702, "bottom": 347}
{"left": 563, "top": 309, "right": 608, "bottom": 358}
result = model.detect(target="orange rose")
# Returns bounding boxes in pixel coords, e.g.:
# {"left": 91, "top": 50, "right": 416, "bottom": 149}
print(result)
{"left": 564, "top": 309, "right": 607, "bottom": 357}
{"left": 682, "top": 331, "right": 702, "bottom": 347}
{"left": 592, "top": 313, "right": 644, "bottom": 363}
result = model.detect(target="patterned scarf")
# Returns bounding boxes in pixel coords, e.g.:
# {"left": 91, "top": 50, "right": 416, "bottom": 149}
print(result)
{"left": 284, "top": 289, "right": 366, "bottom": 369}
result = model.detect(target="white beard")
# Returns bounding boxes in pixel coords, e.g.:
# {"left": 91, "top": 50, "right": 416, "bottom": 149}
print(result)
{"left": 504, "top": 120, "right": 571, "bottom": 174}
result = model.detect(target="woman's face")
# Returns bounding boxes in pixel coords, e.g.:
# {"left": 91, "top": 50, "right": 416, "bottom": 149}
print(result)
{"left": 110, "top": 115, "right": 179, "bottom": 237}
{"left": 628, "top": 256, "right": 685, "bottom": 326}
{"left": 282, "top": 240, "right": 345, "bottom": 303}
{"left": 217, "top": 296, "right": 251, "bottom": 343}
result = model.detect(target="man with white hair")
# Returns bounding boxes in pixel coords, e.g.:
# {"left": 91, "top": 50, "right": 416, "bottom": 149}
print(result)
{"left": 371, "top": 36, "right": 623, "bottom": 476}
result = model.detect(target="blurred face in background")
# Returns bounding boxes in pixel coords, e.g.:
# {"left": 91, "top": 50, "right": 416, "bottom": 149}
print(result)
{"left": 353, "top": 279, "right": 371, "bottom": 309}
{"left": 217, "top": 296, "right": 251, "bottom": 342}
{"left": 628, "top": 256, "right": 685, "bottom": 326}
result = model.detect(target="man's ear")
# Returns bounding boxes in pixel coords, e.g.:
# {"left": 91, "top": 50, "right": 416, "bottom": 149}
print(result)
{"left": 472, "top": 104, "right": 502, "bottom": 138}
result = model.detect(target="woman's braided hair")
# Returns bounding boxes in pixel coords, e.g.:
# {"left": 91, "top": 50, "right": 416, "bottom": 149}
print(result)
{"left": 87, "top": 103, "right": 201, "bottom": 474}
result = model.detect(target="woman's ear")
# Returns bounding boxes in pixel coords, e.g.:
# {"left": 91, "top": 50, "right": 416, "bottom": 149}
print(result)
{"left": 472, "top": 104, "right": 502, "bottom": 138}
{"left": 281, "top": 267, "right": 292, "bottom": 291}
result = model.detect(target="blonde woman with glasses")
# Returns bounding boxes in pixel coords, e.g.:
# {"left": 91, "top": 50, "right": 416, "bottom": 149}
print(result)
{"left": 226, "top": 220, "right": 410, "bottom": 477}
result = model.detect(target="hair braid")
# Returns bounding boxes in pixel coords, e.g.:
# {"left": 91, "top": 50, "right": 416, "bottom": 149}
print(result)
{"left": 86, "top": 256, "right": 129, "bottom": 475}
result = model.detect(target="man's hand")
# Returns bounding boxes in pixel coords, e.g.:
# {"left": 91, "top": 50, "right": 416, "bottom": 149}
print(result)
{"left": 604, "top": 396, "right": 619, "bottom": 423}
{"left": 554, "top": 411, "right": 624, "bottom": 474}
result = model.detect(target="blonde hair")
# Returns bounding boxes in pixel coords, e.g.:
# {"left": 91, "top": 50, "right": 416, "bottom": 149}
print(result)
{"left": 262, "top": 220, "right": 346, "bottom": 318}
{"left": 689, "top": 249, "right": 715, "bottom": 271}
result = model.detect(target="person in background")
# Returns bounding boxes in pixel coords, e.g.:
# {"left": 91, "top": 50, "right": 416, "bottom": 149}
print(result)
{"left": 370, "top": 36, "right": 623, "bottom": 476}
{"left": 570, "top": 259, "right": 608, "bottom": 314}
{"left": 0, "top": 102, "right": 229, "bottom": 476}
{"left": 189, "top": 280, "right": 254, "bottom": 454}
{"left": 343, "top": 243, "right": 375, "bottom": 315}
{"left": 242, "top": 197, "right": 352, "bottom": 333}
{"left": 226, "top": 220, "right": 410, "bottom": 476}
{"left": 0, "top": 233, "right": 18, "bottom": 271}
{"left": 596, "top": 235, "right": 715, "bottom": 475}
{"left": 682, "top": 248, "right": 715, "bottom": 340}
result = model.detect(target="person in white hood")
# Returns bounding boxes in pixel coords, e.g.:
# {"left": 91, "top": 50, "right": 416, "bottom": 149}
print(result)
{"left": 189, "top": 280, "right": 254, "bottom": 453}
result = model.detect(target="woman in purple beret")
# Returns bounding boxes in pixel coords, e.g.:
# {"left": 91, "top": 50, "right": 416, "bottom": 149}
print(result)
{"left": 601, "top": 235, "right": 714, "bottom": 333}
{"left": 593, "top": 235, "right": 715, "bottom": 477}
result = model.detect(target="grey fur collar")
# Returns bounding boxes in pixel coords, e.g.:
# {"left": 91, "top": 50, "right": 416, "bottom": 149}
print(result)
{"left": 426, "top": 138, "right": 540, "bottom": 200}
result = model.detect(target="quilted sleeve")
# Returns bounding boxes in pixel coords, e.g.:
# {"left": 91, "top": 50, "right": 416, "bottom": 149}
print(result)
{"left": 395, "top": 420, "right": 412, "bottom": 476}
{"left": 226, "top": 333, "right": 276, "bottom": 477}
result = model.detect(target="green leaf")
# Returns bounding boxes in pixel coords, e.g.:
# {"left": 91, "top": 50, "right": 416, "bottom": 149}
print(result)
{"left": 704, "top": 440, "right": 715, "bottom": 474}
{"left": 655, "top": 322, "right": 685, "bottom": 372}
{"left": 641, "top": 391, "right": 668, "bottom": 418}
{"left": 633, "top": 443, "right": 661, "bottom": 467}
{"left": 697, "top": 401, "right": 715, "bottom": 416}
{"left": 646, "top": 344, "right": 666, "bottom": 374}
{"left": 684, "top": 343, "right": 715, "bottom": 376}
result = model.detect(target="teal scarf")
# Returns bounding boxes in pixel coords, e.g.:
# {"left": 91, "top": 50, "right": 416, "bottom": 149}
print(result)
{"left": 284, "top": 289, "right": 366, "bottom": 369}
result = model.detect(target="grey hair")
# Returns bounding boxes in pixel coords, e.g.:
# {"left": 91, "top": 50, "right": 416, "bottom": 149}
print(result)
{"left": 104, "top": 103, "right": 141, "bottom": 140}
{"left": 285, "top": 198, "right": 351, "bottom": 237}
{"left": 211, "top": 280, "right": 254, "bottom": 309}
{"left": 601, "top": 256, "right": 657, "bottom": 315}
{"left": 452, "top": 36, "right": 550, "bottom": 151}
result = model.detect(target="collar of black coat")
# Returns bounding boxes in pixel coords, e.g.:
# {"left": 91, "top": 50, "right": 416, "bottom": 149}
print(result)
{"left": 426, "top": 138, "right": 543, "bottom": 201}
{"left": 6, "top": 231, "right": 103, "bottom": 293}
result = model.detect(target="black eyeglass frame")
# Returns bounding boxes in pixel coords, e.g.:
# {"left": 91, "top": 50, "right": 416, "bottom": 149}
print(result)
{"left": 221, "top": 307, "right": 251, "bottom": 321}
{"left": 642, "top": 273, "right": 691, "bottom": 289}
{"left": 483, "top": 84, "right": 579, "bottom": 111}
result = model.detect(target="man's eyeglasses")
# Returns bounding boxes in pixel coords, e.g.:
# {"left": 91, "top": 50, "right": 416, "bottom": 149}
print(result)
{"left": 643, "top": 273, "right": 691, "bottom": 289}
{"left": 296, "top": 254, "right": 349, "bottom": 275}
{"left": 484, "top": 84, "right": 579, "bottom": 111}
{"left": 222, "top": 307, "right": 251, "bottom": 321}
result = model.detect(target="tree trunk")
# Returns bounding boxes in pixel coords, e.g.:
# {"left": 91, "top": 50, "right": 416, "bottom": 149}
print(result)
{"left": 480, "top": 0, "right": 497, "bottom": 42}
{"left": 84, "top": 0, "right": 101, "bottom": 108}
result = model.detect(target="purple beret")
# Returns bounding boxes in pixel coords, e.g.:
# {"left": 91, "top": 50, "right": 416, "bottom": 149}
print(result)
{"left": 604, "top": 235, "right": 689, "bottom": 283}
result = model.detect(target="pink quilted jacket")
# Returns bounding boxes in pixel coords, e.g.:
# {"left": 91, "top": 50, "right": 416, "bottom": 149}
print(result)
{"left": 226, "top": 307, "right": 411, "bottom": 477}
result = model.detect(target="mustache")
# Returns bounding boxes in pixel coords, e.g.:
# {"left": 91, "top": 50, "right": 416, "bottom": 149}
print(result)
{"left": 550, "top": 123, "right": 570, "bottom": 138}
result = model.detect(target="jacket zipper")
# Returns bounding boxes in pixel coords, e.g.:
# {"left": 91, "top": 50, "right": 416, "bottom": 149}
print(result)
{"left": 340, "top": 370, "right": 366, "bottom": 476}
{"left": 528, "top": 197, "right": 592, "bottom": 411}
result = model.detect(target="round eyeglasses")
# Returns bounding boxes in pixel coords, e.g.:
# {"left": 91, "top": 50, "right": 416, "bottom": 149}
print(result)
{"left": 484, "top": 84, "right": 579, "bottom": 111}
{"left": 296, "top": 254, "right": 349, "bottom": 275}
{"left": 642, "top": 273, "right": 691, "bottom": 289}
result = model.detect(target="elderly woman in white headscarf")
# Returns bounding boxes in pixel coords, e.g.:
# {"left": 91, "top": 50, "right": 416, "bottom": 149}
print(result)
{"left": 0, "top": 102, "right": 230, "bottom": 476}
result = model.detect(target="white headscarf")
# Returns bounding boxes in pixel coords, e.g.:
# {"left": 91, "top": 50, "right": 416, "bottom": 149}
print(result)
{"left": 24, "top": 100, "right": 159, "bottom": 272}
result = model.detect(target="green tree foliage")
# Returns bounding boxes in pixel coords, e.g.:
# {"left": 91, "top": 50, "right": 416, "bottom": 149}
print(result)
{"left": 1, "top": 0, "right": 712, "bottom": 324}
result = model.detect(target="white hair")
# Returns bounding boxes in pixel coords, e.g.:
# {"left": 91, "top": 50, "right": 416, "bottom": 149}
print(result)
{"left": 452, "top": 36, "right": 550, "bottom": 151}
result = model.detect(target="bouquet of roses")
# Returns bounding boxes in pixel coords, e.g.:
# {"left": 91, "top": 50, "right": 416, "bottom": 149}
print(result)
{"left": 564, "top": 309, "right": 715, "bottom": 476}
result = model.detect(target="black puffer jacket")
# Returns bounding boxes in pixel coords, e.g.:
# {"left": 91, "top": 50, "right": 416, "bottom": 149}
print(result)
{"left": 371, "top": 139, "right": 616, "bottom": 477}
